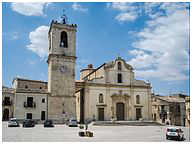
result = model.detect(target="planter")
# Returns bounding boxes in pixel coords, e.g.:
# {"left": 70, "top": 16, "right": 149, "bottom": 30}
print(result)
{"left": 79, "top": 131, "right": 85, "bottom": 137}
{"left": 85, "top": 131, "right": 93, "bottom": 137}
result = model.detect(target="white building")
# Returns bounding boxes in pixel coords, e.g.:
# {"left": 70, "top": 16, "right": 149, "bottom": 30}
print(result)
{"left": 76, "top": 57, "right": 152, "bottom": 123}
{"left": 12, "top": 78, "right": 48, "bottom": 122}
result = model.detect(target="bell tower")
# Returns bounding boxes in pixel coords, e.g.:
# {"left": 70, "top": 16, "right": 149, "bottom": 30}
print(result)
{"left": 47, "top": 11, "right": 77, "bottom": 123}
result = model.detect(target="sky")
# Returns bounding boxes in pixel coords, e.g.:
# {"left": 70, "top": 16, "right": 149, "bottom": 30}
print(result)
{"left": 2, "top": 2, "right": 190, "bottom": 96}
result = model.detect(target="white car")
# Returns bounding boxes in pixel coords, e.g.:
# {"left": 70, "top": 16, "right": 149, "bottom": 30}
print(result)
{"left": 8, "top": 118, "right": 20, "bottom": 127}
{"left": 67, "top": 118, "right": 78, "bottom": 127}
{"left": 166, "top": 127, "right": 184, "bottom": 141}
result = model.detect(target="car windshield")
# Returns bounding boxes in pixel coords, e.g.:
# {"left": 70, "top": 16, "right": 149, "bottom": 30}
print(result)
{"left": 10, "top": 118, "right": 17, "bottom": 121}
{"left": 168, "top": 128, "right": 178, "bottom": 132}
{"left": 70, "top": 119, "right": 76, "bottom": 122}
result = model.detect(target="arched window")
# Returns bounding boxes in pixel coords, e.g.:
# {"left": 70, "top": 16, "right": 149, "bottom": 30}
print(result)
{"left": 136, "top": 95, "right": 140, "bottom": 104}
{"left": 99, "top": 94, "right": 104, "bottom": 103}
{"left": 118, "top": 62, "right": 122, "bottom": 71}
{"left": 60, "top": 31, "right": 68, "bottom": 48}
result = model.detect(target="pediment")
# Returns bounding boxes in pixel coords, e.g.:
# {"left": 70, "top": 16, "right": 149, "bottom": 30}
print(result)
{"left": 111, "top": 90, "right": 131, "bottom": 99}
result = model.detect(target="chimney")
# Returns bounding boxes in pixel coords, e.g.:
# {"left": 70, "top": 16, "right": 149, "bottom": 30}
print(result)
{"left": 87, "top": 64, "right": 93, "bottom": 69}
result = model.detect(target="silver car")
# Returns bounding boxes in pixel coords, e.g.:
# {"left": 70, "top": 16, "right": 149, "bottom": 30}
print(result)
{"left": 8, "top": 118, "right": 20, "bottom": 127}
{"left": 166, "top": 127, "right": 184, "bottom": 141}
{"left": 68, "top": 118, "right": 78, "bottom": 127}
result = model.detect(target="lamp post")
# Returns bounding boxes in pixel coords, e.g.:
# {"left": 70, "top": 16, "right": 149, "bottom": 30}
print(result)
{"left": 62, "top": 111, "right": 66, "bottom": 124}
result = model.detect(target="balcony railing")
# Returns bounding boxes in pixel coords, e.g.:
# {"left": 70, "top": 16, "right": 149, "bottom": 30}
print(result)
{"left": 23, "top": 102, "right": 36, "bottom": 108}
{"left": 16, "top": 88, "right": 47, "bottom": 93}
{"left": 2, "top": 100, "right": 13, "bottom": 106}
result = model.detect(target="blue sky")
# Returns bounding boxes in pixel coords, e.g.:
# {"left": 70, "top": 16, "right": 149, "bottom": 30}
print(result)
{"left": 2, "top": 2, "right": 190, "bottom": 96}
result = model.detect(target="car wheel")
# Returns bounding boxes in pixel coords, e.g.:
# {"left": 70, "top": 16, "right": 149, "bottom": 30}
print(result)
{"left": 166, "top": 136, "right": 169, "bottom": 140}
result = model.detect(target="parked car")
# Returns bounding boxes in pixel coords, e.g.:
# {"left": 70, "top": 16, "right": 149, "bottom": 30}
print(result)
{"left": 166, "top": 127, "right": 184, "bottom": 141}
{"left": 44, "top": 119, "right": 54, "bottom": 127}
{"left": 67, "top": 118, "right": 78, "bottom": 127}
{"left": 8, "top": 118, "right": 20, "bottom": 127}
{"left": 23, "top": 119, "right": 35, "bottom": 127}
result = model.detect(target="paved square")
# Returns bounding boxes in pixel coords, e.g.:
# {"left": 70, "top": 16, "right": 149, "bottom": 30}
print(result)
{"left": 2, "top": 122, "right": 190, "bottom": 142}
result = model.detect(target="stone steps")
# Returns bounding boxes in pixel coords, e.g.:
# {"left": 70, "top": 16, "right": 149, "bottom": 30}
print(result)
{"left": 93, "top": 121, "right": 163, "bottom": 126}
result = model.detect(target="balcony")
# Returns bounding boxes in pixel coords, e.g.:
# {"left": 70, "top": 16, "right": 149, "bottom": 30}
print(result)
{"left": 23, "top": 102, "right": 36, "bottom": 108}
{"left": 2, "top": 100, "right": 13, "bottom": 106}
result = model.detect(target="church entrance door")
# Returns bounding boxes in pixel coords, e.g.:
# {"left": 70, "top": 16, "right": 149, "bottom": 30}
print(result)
{"left": 116, "top": 102, "right": 125, "bottom": 120}
{"left": 136, "top": 108, "right": 142, "bottom": 120}
{"left": 98, "top": 108, "right": 104, "bottom": 121}
{"left": 3, "top": 109, "right": 9, "bottom": 120}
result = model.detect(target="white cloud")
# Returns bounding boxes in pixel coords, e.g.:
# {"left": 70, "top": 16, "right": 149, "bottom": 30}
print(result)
{"left": 110, "top": 2, "right": 136, "bottom": 12}
{"left": 12, "top": 32, "right": 19, "bottom": 40}
{"left": 128, "top": 49, "right": 145, "bottom": 56}
{"left": 128, "top": 54, "right": 157, "bottom": 69}
{"left": 108, "top": 2, "right": 139, "bottom": 22}
{"left": 27, "top": 25, "right": 49, "bottom": 58}
{"left": 27, "top": 59, "right": 35, "bottom": 66}
{"left": 72, "top": 3, "right": 88, "bottom": 12}
{"left": 108, "top": 2, "right": 189, "bottom": 23}
{"left": 11, "top": 2, "right": 51, "bottom": 16}
{"left": 128, "top": 7, "right": 189, "bottom": 82}
{"left": 115, "top": 12, "right": 137, "bottom": 22}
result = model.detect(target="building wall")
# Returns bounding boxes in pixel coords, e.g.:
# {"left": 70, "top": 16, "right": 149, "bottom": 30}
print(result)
{"left": 151, "top": 98, "right": 170, "bottom": 124}
{"left": 48, "top": 56, "right": 76, "bottom": 97}
{"left": 14, "top": 93, "right": 48, "bottom": 121}
{"left": 82, "top": 85, "right": 151, "bottom": 121}
{"left": 185, "top": 96, "right": 190, "bottom": 127}
{"left": 47, "top": 22, "right": 77, "bottom": 123}
{"left": 12, "top": 79, "right": 47, "bottom": 90}
{"left": 2, "top": 91, "right": 14, "bottom": 120}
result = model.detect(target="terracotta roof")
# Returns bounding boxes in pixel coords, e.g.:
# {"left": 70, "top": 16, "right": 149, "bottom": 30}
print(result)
{"left": 12, "top": 77, "right": 47, "bottom": 84}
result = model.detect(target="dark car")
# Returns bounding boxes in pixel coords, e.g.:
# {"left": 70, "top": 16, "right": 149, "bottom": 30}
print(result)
{"left": 44, "top": 119, "right": 54, "bottom": 127}
{"left": 8, "top": 118, "right": 20, "bottom": 127}
{"left": 23, "top": 119, "right": 35, "bottom": 127}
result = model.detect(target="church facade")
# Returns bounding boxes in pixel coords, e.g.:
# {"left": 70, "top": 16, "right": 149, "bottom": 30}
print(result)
{"left": 75, "top": 58, "right": 152, "bottom": 122}
{"left": 2, "top": 15, "right": 152, "bottom": 123}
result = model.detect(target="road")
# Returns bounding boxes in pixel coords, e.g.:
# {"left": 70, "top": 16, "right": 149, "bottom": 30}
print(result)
{"left": 2, "top": 122, "right": 190, "bottom": 142}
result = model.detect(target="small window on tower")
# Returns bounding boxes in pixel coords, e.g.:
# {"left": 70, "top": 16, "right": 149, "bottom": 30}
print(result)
{"left": 60, "top": 31, "right": 68, "bottom": 48}
{"left": 42, "top": 99, "right": 45, "bottom": 103}
{"left": 118, "top": 62, "right": 122, "bottom": 71}
{"left": 117, "top": 74, "right": 122, "bottom": 83}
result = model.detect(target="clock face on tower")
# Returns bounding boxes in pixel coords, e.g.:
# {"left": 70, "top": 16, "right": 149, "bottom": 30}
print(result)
{"left": 60, "top": 66, "right": 67, "bottom": 73}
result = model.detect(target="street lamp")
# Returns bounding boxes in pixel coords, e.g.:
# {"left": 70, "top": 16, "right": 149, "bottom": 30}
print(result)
{"left": 62, "top": 111, "right": 66, "bottom": 124}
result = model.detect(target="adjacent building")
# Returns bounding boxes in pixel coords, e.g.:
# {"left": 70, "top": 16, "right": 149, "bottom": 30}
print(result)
{"left": 12, "top": 78, "right": 48, "bottom": 123}
{"left": 151, "top": 94, "right": 186, "bottom": 126}
{"left": 185, "top": 96, "right": 190, "bottom": 127}
{"left": 2, "top": 86, "right": 14, "bottom": 121}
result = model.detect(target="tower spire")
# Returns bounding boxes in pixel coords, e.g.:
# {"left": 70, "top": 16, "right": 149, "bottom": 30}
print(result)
{"left": 61, "top": 9, "right": 68, "bottom": 24}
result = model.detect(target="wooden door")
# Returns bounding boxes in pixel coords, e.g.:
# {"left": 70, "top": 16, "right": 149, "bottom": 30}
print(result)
{"left": 116, "top": 102, "right": 125, "bottom": 120}
{"left": 98, "top": 108, "right": 104, "bottom": 121}
{"left": 3, "top": 109, "right": 9, "bottom": 120}
{"left": 136, "top": 108, "right": 141, "bottom": 120}
{"left": 27, "top": 113, "right": 32, "bottom": 119}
